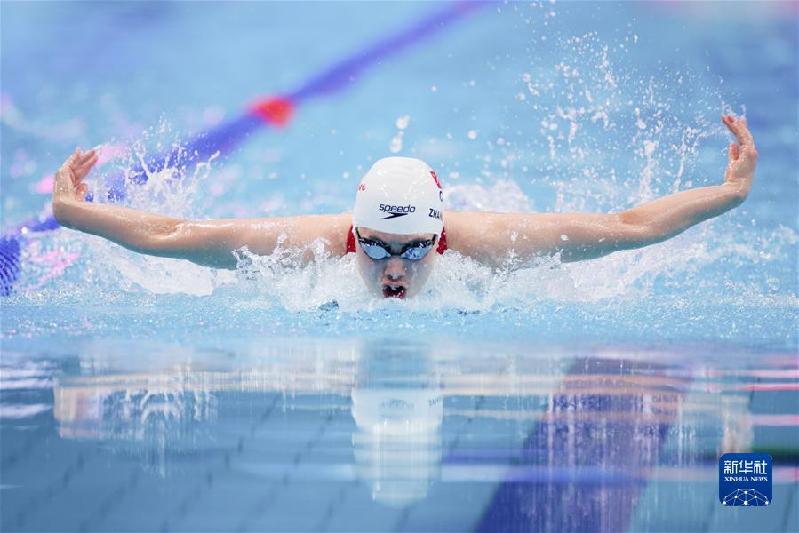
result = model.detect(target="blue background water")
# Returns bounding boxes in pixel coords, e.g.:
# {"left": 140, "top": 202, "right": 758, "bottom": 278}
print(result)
{"left": 1, "top": 2, "right": 797, "bottom": 531}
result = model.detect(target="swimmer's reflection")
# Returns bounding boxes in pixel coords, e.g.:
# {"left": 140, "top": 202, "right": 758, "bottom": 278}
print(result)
{"left": 54, "top": 374, "right": 218, "bottom": 475}
{"left": 51, "top": 341, "right": 757, "bottom": 519}
{"left": 54, "top": 382, "right": 216, "bottom": 441}
{"left": 351, "top": 341, "right": 443, "bottom": 507}
{"left": 51, "top": 340, "right": 445, "bottom": 495}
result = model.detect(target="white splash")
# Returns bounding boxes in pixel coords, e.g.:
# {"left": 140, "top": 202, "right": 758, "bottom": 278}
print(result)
{"left": 389, "top": 115, "right": 411, "bottom": 154}
{"left": 444, "top": 180, "right": 533, "bottom": 212}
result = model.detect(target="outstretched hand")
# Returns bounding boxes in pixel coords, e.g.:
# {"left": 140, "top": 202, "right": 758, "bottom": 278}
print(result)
{"left": 53, "top": 148, "right": 99, "bottom": 204}
{"left": 722, "top": 114, "right": 757, "bottom": 199}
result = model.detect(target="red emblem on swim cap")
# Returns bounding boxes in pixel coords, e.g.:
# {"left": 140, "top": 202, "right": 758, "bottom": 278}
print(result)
{"left": 358, "top": 183, "right": 366, "bottom": 192}
{"left": 430, "top": 170, "right": 442, "bottom": 189}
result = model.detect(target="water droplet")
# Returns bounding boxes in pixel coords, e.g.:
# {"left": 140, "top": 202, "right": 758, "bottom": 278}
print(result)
{"left": 395, "top": 115, "right": 410, "bottom": 130}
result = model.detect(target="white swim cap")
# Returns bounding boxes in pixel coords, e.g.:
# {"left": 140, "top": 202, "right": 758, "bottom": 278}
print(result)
{"left": 353, "top": 157, "right": 444, "bottom": 236}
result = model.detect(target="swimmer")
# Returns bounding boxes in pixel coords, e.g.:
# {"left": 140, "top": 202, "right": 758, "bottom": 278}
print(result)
{"left": 52, "top": 115, "right": 756, "bottom": 299}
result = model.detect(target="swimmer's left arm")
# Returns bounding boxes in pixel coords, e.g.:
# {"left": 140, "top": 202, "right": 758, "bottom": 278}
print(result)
{"left": 447, "top": 114, "right": 756, "bottom": 265}
{"left": 52, "top": 149, "right": 352, "bottom": 268}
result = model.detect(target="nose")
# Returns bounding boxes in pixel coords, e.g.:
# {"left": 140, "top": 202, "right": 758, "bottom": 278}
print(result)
{"left": 382, "top": 258, "right": 407, "bottom": 281}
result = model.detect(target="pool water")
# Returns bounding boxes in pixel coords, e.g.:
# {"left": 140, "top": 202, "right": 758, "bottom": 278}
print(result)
{"left": 1, "top": 339, "right": 797, "bottom": 531}
{"left": 1, "top": 1, "right": 797, "bottom": 531}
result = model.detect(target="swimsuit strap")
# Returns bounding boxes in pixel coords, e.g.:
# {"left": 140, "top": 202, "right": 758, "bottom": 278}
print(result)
{"left": 346, "top": 226, "right": 356, "bottom": 254}
{"left": 436, "top": 227, "right": 448, "bottom": 254}
{"left": 346, "top": 226, "right": 447, "bottom": 254}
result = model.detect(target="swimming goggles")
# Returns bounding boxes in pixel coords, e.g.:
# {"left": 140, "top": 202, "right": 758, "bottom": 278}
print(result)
{"left": 355, "top": 228, "right": 437, "bottom": 261}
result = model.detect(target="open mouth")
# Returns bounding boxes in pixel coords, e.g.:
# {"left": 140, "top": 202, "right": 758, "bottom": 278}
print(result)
{"left": 382, "top": 285, "right": 406, "bottom": 299}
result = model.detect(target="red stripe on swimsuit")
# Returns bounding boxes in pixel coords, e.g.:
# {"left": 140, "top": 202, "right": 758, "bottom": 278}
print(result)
{"left": 346, "top": 226, "right": 447, "bottom": 254}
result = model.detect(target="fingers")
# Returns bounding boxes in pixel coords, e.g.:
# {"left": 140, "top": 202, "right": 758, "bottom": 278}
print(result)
{"left": 55, "top": 146, "right": 105, "bottom": 201}
{"left": 67, "top": 147, "right": 95, "bottom": 163}
{"left": 68, "top": 148, "right": 99, "bottom": 180}
{"left": 74, "top": 148, "right": 97, "bottom": 166}
{"left": 722, "top": 114, "right": 747, "bottom": 142}
{"left": 722, "top": 114, "right": 756, "bottom": 148}
{"left": 75, "top": 150, "right": 99, "bottom": 178}
{"left": 63, "top": 148, "right": 85, "bottom": 173}
{"left": 64, "top": 149, "right": 79, "bottom": 168}
{"left": 728, "top": 143, "right": 740, "bottom": 162}
{"left": 722, "top": 115, "right": 757, "bottom": 164}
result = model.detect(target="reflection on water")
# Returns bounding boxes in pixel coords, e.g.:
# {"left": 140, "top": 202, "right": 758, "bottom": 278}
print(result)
{"left": 2, "top": 339, "right": 796, "bottom": 531}
{"left": 352, "top": 342, "right": 443, "bottom": 507}
{"left": 55, "top": 378, "right": 218, "bottom": 441}
{"left": 477, "top": 357, "right": 691, "bottom": 532}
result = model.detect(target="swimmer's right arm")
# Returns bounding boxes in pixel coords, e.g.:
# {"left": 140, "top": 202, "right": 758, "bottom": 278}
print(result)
{"left": 446, "top": 115, "right": 757, "bottom": 266}
{"left": 52, "top": 149, "right": 351, "bottom": 268}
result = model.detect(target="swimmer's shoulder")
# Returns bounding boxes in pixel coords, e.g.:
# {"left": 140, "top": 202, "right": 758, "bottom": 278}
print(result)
{"left": 443, "top": 211, "right": 497, "bottom": 259}
{"left": 326, "top": 212, "right": 353, "bottom": 256}
{"left": 443, "top": 210, "right": 513, "bottom": 255}
{"left": 443, "top": 210, "right": 549, "bottom": 261}
{"left": 231, "top": 212, "right": 352, "bottom": 257}
{"left": 296, "top": 212, "right": 351, "bottom": 257}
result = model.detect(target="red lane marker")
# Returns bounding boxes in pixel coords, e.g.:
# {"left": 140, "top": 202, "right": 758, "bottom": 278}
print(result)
{"left": 251, "top": 97, "right": 294, "bottom": 127}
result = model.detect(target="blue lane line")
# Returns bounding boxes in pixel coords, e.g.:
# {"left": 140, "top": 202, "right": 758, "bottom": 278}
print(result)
{"left": 473, "top": 357, "right": 691, "bottom": 533}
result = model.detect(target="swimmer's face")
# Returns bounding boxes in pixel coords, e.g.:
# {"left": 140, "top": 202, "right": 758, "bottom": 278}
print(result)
{"left": 354, "top": 227, "right": 438, "bottom": 299}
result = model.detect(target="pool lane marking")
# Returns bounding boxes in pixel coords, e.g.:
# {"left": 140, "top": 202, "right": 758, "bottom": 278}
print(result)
{"left": 473, "top": 356, "right": 692, "bottom": 533}
{"left": 741, "top": 383, "right": 799, "bottom": 391}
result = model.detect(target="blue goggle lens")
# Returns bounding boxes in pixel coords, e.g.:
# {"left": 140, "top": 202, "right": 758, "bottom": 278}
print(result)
{"left": 356, "top": 231, "right": 436, "bottom": 261}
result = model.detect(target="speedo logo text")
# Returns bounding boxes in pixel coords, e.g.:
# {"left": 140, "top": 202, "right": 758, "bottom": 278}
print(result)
{"left": 380, "top": 204, "right": 416, "bottom": 219}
